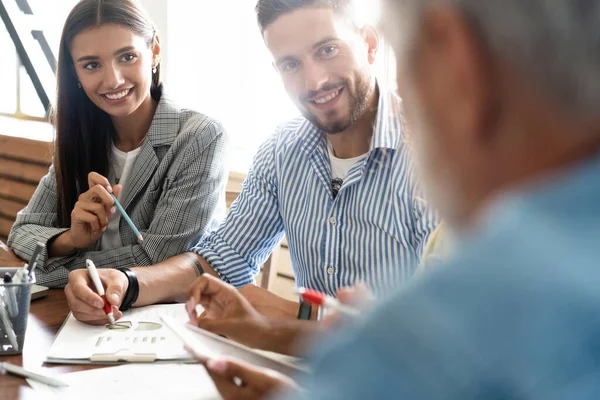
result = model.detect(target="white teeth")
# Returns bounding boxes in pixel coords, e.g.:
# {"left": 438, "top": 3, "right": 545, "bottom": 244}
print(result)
{"left": 314, "top": 89, "right": 341, "bottom": 105}
{"left": 105, "top": 89, "right": 130, "bottom": 100}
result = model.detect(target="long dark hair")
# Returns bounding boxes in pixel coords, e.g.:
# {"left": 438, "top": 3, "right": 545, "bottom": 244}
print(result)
{"left": 52, "top": 0, "right": 161, "bottom": 227}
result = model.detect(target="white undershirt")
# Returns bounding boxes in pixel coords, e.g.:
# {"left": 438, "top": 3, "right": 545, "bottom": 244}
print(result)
{"left": 327, "top": 141, "right": 368, "bottom": 181}
{"left": 327, "top": 141, "right": 368, "bottom": 198}
{"left": 100, "top": 143, "right": 142, "bottom": 250}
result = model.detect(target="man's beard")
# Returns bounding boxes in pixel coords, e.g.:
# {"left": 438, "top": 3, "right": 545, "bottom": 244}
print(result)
{"left": 299, "top": 71, "right": 374, "bottom": 134}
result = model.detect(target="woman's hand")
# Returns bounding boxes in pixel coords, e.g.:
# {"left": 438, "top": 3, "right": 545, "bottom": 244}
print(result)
{"left": 50, "top": 172, "right": 121, "bottom": 256}
{"left": 72, "top": 172, "right": 123, "bottom": 248}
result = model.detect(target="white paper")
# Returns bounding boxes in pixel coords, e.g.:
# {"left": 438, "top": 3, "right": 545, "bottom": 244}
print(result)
{"left": 27, "top": 363, "right": 220, "bottom": 399}
{"left": 47, "top": 304, "right": 192, "bottom": 362}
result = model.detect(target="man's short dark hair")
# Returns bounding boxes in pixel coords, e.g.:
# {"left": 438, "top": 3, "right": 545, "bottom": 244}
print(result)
{"left": 255, "top": 0, "right": 359, "bottom": 33}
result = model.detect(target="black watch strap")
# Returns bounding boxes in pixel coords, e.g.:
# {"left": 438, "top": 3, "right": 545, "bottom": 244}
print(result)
{"left": 297, "top": 301, "right": 312, "bottom": 320}
{"left": 184, "top": 253, "right": 204, "bottom": 276}
{"left": 118, "top": 268, "right": 139, "bottom": 311}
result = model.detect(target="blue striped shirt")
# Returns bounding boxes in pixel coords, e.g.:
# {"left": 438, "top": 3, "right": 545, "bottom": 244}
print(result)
{"left": 192, "top": 89, "right": 439, "bottom": 295}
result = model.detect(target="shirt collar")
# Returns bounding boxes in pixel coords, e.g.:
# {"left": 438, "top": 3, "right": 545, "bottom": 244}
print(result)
{"left": 370, "top": 86, "right": 404, "bottom": 151}
{"left": 300, "top": 83, "right": 405, "bottom": 155}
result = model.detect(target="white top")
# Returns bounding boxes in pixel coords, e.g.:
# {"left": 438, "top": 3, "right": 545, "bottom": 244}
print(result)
{"left": 100, "top": 143, "right": 142, "bottom": 250}
{"left": 327, "top": 141, "right": 368, "bottom": 198}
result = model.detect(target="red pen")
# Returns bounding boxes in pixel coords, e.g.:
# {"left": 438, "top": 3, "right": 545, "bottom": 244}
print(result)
{"left": 86, "top": 259, "right": 116, "bottom": 325}
{"left": 296, "top": 287, "right": 360, "bottom": 317}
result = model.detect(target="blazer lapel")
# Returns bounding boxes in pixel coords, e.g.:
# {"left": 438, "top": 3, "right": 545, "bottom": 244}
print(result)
{"left": 120, "top": 92, "right": 181, "bottom": 210}
{"left": 120, "top": 143, "right": 159, "bottom": 210}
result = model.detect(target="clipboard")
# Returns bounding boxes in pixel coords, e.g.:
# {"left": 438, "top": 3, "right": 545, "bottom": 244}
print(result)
{"left": 46, "top": 304, "right": 195, "bottom": 365}
{"left": 161, "top": 316, "right": 308, "bottom": 377}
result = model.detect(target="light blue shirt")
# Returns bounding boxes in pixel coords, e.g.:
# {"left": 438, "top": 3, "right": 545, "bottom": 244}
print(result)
{"left": 288, "top": 154, "right": 600, "bottom": 399}
{"left": 192, "top": 88, "right": 438, "bottom": 294}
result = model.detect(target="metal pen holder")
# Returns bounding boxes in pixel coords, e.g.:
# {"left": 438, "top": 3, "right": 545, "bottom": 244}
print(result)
{"left": 0, "top": 267, "right": 34, "bottom": 355}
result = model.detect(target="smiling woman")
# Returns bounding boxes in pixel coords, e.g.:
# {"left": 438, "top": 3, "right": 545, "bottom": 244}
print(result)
{"left": 7, "top": 0, "right": 229, "bottom": 288}
{"left": 71, "top": 24, "right": 159, "bottom": 121}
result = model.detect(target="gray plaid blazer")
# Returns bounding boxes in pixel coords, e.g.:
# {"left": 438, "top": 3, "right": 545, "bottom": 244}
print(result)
{"left": 8, "top": 93, "right": 228, "bottom": 287}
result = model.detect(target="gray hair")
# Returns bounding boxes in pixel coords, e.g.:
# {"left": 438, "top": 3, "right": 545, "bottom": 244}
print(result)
{"left": 386, "top": 0, "right": 600, "bottom": 115}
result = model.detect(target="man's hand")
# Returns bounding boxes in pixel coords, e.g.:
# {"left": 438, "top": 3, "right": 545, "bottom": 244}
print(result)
{"left": 239, "top": 284, "right": 299, "bottom": 319}
{"left": 65, "top": 268, "right": 128, "bottom": 324}
{"left": 186, "top": 275, "right": 271, "bottom": 348}
{"left": 205, "top": 358, "right": 297, "bottom": 400}
{"left": 322, "top": 283, "right": 374, "bottom": 330}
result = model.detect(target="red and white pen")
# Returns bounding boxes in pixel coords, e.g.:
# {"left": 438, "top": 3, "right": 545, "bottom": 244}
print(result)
{"left": 296, "top": 287, "right": 360, "bottom": 317}
{"left": 86, "top": 259, "right": 116, "bottom": 325}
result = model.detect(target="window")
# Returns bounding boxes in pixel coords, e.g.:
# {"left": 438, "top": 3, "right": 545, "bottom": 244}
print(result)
{"left": 2, "top": 0, "right": 394, "bottom": 170}
{"left": 164, "top": 0, "right": 392, "bottom": 172}
{"left": 0, "top": 0, "right": 77, "bottom": 121}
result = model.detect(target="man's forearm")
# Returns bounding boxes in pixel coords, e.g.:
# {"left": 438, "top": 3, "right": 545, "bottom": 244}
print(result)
{"left": 132, "top": 252, "right": 218, "bottom": 306}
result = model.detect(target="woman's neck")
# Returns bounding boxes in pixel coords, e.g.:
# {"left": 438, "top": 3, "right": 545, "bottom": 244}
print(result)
{"left": 111, "top": 94, "right": 158, "bottom": 152}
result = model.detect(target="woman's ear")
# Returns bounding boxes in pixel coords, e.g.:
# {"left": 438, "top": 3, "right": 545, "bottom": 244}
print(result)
{"left": 152, "top": 35, "right": 161, "bottom": 66}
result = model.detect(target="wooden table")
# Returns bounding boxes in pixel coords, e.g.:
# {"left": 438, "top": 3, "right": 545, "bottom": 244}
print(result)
{"left": 0, "top": 247, "right": 102, "bottom": 399}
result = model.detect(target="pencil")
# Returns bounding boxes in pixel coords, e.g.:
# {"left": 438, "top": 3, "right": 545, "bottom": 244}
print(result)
{"left": 0, "top": 362, "right": 69, "bottom": 387}
{"left": 110, "top": 193, "right": 143, "bottom": 243}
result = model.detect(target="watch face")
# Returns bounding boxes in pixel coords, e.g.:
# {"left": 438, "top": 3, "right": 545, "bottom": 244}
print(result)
{"left": 297, "top": 302, "right": 312, "bottom": 320}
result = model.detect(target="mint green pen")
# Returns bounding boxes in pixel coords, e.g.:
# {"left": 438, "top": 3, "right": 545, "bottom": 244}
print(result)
{"left": 110, "top": 193, "right": 144, "bottom": 243}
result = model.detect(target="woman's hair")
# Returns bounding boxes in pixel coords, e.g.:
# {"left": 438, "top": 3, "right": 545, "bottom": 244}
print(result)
{"left": 52, "top": 0, "right": 161, "bottom": 227}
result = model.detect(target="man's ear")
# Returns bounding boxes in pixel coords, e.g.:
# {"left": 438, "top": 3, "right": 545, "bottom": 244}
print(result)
{"left": 362, "top": 25, "right": 380, "bottom": 64}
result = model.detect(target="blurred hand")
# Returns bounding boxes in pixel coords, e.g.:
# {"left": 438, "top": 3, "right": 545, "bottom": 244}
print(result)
{"left": 68, "top": 172, "right": 122, "bottom": 250}
{"left": 65, "top": 268, "right": 128, "bottom": 324}
{"left": 322, "top": 283, "right": 374, "bottom": 330}
{"left": 239, "top": 284, "right": 299, "bottom": 320}
{"left": 205, "top": 358, "right": 297, "bottom": 400}
{"left": 187, "top": 275, "right": 271, "bottom": 348}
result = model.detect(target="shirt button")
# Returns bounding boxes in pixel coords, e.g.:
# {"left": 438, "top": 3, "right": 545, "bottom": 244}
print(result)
{"left": 329, "top": 217, "right": 336, "bottom": 225}
{"left": 327, "top": 266, "right": 335, "bottom": 275}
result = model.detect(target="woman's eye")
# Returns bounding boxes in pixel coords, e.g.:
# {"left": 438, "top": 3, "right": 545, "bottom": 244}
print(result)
{"left": 121, "top": 54, "right": 137, "bottom": 62}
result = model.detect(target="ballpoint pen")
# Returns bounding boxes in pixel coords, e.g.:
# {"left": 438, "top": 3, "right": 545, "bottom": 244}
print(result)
{"left": 26, "top": 242, "right": 45, "bottom": 278}
{"left": 2, "top": 273, "right": 18, "bottom": 318}
{"left": 0, "top": 293, "right": 19, "bottom": 351}
{"left": 86, "top": 259, "right": 116, "bottom": 325}
{"left": 0, "top": 362, "right": 69, "bottom": 387}
{"left": 110, "top": 193, "right": 144, "bottom": 243}
{"left": 12, "top": 242, "right": 43, "bottom": 285}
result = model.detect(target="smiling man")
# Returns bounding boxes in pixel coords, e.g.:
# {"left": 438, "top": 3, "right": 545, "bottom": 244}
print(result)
{"left": 186, "top": 0, "right": 438, "bottom": 317}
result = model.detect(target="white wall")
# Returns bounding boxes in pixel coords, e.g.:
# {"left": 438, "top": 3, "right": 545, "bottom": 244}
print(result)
{"left": 139, "top": 0, "right": 169, "bottom": 84}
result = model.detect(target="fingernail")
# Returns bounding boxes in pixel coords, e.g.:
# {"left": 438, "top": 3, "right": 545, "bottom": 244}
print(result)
{"left": 111, "top": 207, "right": 116, "bottom": 214}
{"left": 110, "top": 293, "right": 120, "bottom": 304}
{"left": 206, "top": 359, "right": 227, "bottom": 374}
{"left": 185, "top": 299, "right": 194, "bottom": 315}
{"left": 95, "top": 300, "right": 104, "bottom": 308}
{"left": 102, "top": 227, "right": 107, "bottom": 232}
{"left": 107, "top": 186, "right": 113, "bottom": 193}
